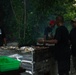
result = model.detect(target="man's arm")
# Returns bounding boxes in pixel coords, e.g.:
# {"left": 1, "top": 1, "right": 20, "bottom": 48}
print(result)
{"left": 38, "top": 39, "right": 58, "bottom": 44}
{"left": 45, "top": 39, "right": 58, "bottom": 44}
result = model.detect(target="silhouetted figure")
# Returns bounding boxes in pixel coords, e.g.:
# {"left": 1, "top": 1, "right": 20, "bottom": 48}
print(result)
{"left": 44, "top": 20, "right": 56, "bottom": 40}
{"left": 70, "top": 18, "right": 76, "bottom": 72}
{"left": 54, "top": 15, "right": 70, "bottom": 75}
{"left": 38, "top": 15, "right": 70, "bottom": 75}
{"left": 0, "top": 25, "right": 6, "bottom": 46}
{"left": 0, "top": 6, "right": 6, "bottom": 46}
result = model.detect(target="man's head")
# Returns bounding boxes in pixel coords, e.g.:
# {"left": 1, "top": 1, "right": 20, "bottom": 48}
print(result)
{"left": 49, "top": 20, "right": 55, "bottom": 27}
{"left": 56, "top": 15, "right": 64, "bottom": 26}
{"left": 71, "top": 18, "right": 76, "bottom": 28}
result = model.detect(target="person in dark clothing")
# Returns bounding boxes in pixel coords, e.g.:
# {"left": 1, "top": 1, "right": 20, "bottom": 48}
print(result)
{"left": 44, "top": 20, "right": 56, "bottom": 40}
{"left": 0, "top": 25, "right": 6, "bottom": 46}
{"left": 70, "top": 18, "right": 76, "bottom": 71}
{"left": 52, "top": 16, "right": 70, "bottom": 75}
{"left": 38, "top": 15, "right": 70, "bottom": 75}
{"left": 54, "top": 19, "right": 70, "bottom": 75}
{"left": 0, "top": 7, "right": 6, "bottom": 46}
{"left": 44, "top": 20, "right": 56, "bottom": 61}
{"left": 44, "top": 20, "right": 57, "bottom": 75}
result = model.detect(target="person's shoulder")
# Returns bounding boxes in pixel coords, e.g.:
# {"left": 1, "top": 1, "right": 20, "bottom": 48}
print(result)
{"left": 70, "top": 28, "right": 76, "bottom": 36}
{"left": 61, "top": 25, "right": 66, "bottom": 28}
{"left": 62, "top": 26, "right": 69, "bottom": 33}
{"left": 70, "top": 28, "right": 76, "bottom": 33}
{"left": 56, "top": 27, "right": 61, "bottom": 32}
{"left": 60, "top": 26, "right": 68, "bottom": 30}
{"left": 57, "top": 26, "right": 63, "bottom": 30}
{"left": 57, "top": 26, "right": 68, "bottom": 32}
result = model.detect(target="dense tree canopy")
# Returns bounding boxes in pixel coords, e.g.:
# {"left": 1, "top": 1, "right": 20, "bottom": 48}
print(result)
{"left": 0, "top": 0, "right": 76, "bottom": 46}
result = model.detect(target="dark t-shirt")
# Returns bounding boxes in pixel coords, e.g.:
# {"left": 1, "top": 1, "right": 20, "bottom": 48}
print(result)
{"left": 44, "top": 26, "right": 53, "bottom": 40}
{"left": 70, "top": 28, "right": 76, "bottom": 56}
{"left": 54, "top": 26, "right": 70, "bottom": 60}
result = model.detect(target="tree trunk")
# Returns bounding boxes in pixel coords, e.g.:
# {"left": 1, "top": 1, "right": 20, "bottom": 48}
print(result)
{"left": 23, "top": 0, "right": 27, "bottom": 39}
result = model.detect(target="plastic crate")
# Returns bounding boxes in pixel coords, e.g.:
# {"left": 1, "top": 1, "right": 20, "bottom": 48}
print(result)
{"left": 0, "top": 56, "right": 20, "bottom": 72}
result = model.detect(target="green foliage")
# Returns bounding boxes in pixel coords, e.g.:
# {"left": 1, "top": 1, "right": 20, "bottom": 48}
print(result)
{"left": 11, "top": 0, "right": 24, "bottom": 23}
{"left": 1, "top": 0, "right": 76, "bottom": 46}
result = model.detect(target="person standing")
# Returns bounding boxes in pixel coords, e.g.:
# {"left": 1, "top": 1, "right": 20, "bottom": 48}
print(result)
{"left": 70, "top": 18, "right": 76, "bottom": 72}
{"left": 54, "top": 15, "right": 70, "bottom": 75}
{"left": 44, "top": 20, "right": 57, "bottom": 75}
{"left": 0, "top": 7, "right": 6, "bottom": 46}
{"left": 44, "top": 20, "right": 56, "bottom": 40}
{"left": 0, "top": 25, "right": 6, "bottom": 46}
{"left": 38, "top": 15, "right": 70, "bottom": 75}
